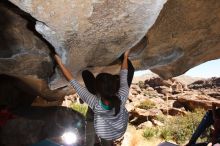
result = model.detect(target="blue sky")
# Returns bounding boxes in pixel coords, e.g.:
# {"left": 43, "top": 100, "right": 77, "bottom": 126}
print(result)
{"left": 185, "top": 59, "right": 220, "bottom": 78}
{"left": 134, "top": 58, "right": 220, "bottom": 78}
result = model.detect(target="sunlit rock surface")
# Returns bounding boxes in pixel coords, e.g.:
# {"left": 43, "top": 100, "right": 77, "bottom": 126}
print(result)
{"left": 145, "top": 0, "right": 220, "bottom": 79}
{"left": 8, "top": 0, "right": 167, "bottom": 89}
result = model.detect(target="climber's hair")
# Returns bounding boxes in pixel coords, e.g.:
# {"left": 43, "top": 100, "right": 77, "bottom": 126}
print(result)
{"left": 95, "top": 73, "right": 121, "bottom": 116}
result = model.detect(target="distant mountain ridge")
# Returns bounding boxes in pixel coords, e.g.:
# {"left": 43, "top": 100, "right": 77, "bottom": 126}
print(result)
{"left": 133, "top": 71, "right": 203, "bottom": 85}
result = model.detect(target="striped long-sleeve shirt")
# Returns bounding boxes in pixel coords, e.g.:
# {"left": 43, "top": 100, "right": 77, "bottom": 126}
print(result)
{"left": 69, "top": 69, "right": 129, "bottom": 140}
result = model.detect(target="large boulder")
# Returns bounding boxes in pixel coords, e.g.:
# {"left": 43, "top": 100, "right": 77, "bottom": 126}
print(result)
{"left": 189, "top": 77, "right": 220, "bottom": 89}
{"left": 0, "top": 2, "right": 52, "bottom": 79}
{"left": 146, "top": 0, "right": 220, "bottom": 78}
{"left": 0, "top": 2, "right": 73, "bottom": 100}
{"left": 177, "top": 96, "right": 220, "bottom": 111}
{"left": 8, "top": 0, "right": 167, "bottom": 88}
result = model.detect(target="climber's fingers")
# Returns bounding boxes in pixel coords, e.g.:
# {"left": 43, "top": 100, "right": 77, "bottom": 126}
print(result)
{"left": 54, "top": 54, "right": 62, "bottom": 65}
{"left": 124, "top": 49, "right": 130, "bottom": 58}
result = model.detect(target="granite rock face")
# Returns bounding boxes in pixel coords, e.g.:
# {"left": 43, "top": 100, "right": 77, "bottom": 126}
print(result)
{"left": 8, "top": 0, "right": 167, "bottom": 90}
{"left": 144, "top": 0, "right": 220, "bottom": 78}
{"left": 0, "top": 0, "right": 220, "bottom": 100}
{"left": 8, "top": 0, "right": 166, "bottom": 69}
{"left": 0, "top": 2, "right": 61, "bottom": 100}
{"left": 0, "top": 2, "right": 73, "bottom": 100}
{"left": 0, "top": 2, "right": 53, "bottom": 79}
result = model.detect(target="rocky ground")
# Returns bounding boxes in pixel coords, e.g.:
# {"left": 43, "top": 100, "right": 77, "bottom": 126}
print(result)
{"left": 119, "top": 73, "right": 220, "bottom": 145}
{"left": 127, "top": 74, "right": 220, "bottom": 115}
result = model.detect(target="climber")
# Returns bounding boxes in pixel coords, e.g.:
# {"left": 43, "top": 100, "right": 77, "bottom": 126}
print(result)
{"left": 81, "top": 53, "right": 134, "bottom": 146}
{"left": 54, "top": 50, "right": 134, "bottom": 146}
{"left": 186, "top": 102, "right": 220, "bottom": 146}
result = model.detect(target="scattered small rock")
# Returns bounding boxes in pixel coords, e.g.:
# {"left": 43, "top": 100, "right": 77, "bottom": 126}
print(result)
{"left": 137, "top": 121, "right": 153, "bottom": 129}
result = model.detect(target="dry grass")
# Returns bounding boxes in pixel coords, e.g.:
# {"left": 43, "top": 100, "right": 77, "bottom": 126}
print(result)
{"left": 138, "top": 99, "right": 156, "bottom": 110}
{"left": 121, "top": 125, "right": 163, "bottom": 146}
{"left": 140, "top": 108, "right": 209, "bottom": 145}
{"left": 159, "top": 108, "right": 209, "bottom": 145}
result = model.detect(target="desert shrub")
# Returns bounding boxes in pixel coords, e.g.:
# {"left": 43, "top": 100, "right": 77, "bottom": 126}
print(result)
{"left": 141, "top": 108, "right": 210, "bottom": 145}
{"left": 160, "top": 108, "right": 208, "bottom": 144}
{"left": 143, "top": 127, "right": 159, "bottom": 140}
{"left": 138, "top": 99, "right": 156, "bottom": 110}
{"left": 70, "top": 102, "right": 88, "bottom": 117}
{"left": 160, "top": 128, "right": 172, "bottom": 141}
{"left": 155, "top": 114, "right": 166, "bottom": 123}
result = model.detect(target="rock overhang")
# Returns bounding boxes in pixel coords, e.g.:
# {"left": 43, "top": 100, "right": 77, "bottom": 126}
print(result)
{"left": 0, "top": 0, "right": 220, "bottom": 99}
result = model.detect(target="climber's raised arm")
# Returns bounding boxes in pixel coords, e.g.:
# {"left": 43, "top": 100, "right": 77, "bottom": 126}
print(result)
{"left": 118, "top": 50, "right": 130, "bottom": 104}
{"left": 54, "top": 54, "right": 97, "bottom": 108}
{"left": 54, "top": 54, "right": 74, "bottom": 81}
{"left": 121, "top": 50, "right": 130, "bottom": 70}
